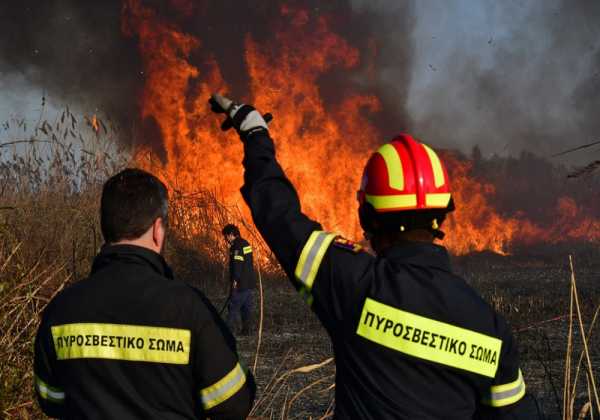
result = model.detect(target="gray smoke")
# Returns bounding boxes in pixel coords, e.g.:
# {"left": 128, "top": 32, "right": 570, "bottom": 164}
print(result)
{"left": 405, "top": 0, "right": 600, "bottom": 163}
{"left": 0, "top": 0, "right": 139, "bottom": 128}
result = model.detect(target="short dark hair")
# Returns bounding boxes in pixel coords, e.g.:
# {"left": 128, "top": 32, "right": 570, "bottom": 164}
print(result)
{"left": 222, "top": 224, "right": 240, "bottom": 237}
{"left": 101, "top": 168, "right": 168, "bottom": 243}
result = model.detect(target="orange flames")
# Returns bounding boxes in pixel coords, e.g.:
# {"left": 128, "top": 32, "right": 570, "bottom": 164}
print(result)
{"left": 443, "top": 155, "right": 600, "bottom": 254}
{"left": 441, "top": 155, "right": 520, "bottom": 255}
{"left": 122, "top": 1, "right": 599, "bottom": 256}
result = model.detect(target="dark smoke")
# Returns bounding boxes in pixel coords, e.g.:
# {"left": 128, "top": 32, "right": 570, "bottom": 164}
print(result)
{"left": 4, "top": 1, "right": 597, "bottom": 165}
{"left": 0, "top": 0, "right": 140, "bottom": 128}
{"left": 0, "top": 0, "right": 414, "bottom": 148}
{"left": 407, "top": 0, "right": 600, "bottom": 164}
{"left": 133, "top": 0, "right": 415, "bottom": 145}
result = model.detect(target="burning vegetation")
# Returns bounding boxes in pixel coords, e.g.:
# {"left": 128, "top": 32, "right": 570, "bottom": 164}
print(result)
{"left": 122, "top": 0, "right": 599, "bottom": 256}
{"left": 1, "top": 2, "right": 600, "bottom": 419}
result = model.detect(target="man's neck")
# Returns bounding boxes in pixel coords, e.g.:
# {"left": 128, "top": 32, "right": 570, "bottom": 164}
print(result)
{"left": 111, "top": 239, "right": 160, "bottom": 255}
{"left": 371, "top": 230, "right": 435, "bottom": 254}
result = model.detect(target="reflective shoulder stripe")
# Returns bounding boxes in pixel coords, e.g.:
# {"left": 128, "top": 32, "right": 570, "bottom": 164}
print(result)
{"left": 243, "top": 246, "right": 252, "bottom": 254}
{"left": 200, "top": 362, "right": 247, "bottom": 410}
{"left": 234, "top": 255, "right": 245, "bottom": 261}
{"left": 35, "top": 375, "right": 65, "bottom": 403}
{"left": 294, "top": 231, "right": 337, "bottom": 291}
{"left": 482, "top": 369, "right": 526, "bottom": 407}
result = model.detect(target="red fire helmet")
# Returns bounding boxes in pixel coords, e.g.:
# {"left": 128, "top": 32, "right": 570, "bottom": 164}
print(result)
{"left": 357, "top": 134, "right": 452, "bottom": 213}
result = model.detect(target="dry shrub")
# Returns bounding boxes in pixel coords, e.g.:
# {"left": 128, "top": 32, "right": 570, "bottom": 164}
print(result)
{"left": 0, "top": 108, "right": 127, "bottom": 418}
{"left": 562, "top": 256, "right": 600, "bottom": 419}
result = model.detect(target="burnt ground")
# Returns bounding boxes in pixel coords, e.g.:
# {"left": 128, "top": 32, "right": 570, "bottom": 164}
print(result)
{"left": 194, "top": 253, "right": 600, "bottom": 419}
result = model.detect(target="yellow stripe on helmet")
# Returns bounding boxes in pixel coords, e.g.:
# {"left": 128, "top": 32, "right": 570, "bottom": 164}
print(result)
{"left": 422, "top": 144, "right": 445, "bottom": 188}
{"left": 365, "top": 194, "right": 417, "bottom": 210}
{"left": 425, "top": 193, "right": 452, "bottom": 208}
{"left": 377, "top": 144, "right": 404, "bottom": 191}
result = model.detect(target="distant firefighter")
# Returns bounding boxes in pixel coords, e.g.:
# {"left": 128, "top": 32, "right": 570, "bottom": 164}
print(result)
{"left": 210, "top": 93, "right": 542, "bottom": 419}
{"left": 222, "top": 223, "right": 256, "bottom": 336}
{"left": 33, "top": 168, "right": 254, "bottom": 419}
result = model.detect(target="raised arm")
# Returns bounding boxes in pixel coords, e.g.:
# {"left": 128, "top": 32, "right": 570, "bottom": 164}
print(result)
{"left": 209, "top": 94, "right": 373, "bottom": 331}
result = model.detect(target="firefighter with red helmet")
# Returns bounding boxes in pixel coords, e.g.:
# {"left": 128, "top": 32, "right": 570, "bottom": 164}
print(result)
{"left": 209, "top": 93, "right": 541, "bottom": 419}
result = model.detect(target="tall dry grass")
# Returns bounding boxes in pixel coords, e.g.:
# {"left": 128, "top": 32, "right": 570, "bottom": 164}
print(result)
{"left": 0, "top": 107, "right": 127, "bottom": 417}
{"left": 562, "top": 256, "right": 600, "bottom": 419}
{"left": 0, "top": 106, "right": 285, "bottom": 418}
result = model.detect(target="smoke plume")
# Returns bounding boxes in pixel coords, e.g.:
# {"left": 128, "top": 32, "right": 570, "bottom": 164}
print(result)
{"left": 0, "top": 0, "right": 139, "bottom": 128}
{"left": 406, "top": 0, "right": 600, "bottom": 162}
{"left": 0, "top": 0, "right": 414, "bottom": 145}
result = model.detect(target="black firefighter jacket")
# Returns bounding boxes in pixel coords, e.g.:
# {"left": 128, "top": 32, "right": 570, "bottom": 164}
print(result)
{"left": 239, "top": 128, "right": 537, "bottom": 419}
{"left": 228, "top": 237, "right": 256, "bottom": 290}
{"left": 34, "top": 244, "right": 255, "bottom": 419}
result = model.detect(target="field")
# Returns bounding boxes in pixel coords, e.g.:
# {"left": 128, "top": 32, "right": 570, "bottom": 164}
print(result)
{"left": 224, "top": 255, "right": 600, "bottom": 419}
{"left": 1, "top": 114, "right": 599, "bottom": 419}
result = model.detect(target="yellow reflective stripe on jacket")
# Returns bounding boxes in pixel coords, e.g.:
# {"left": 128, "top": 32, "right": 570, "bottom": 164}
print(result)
{"left": 294, "top": 231, "right": 337, "bottom": 291}
{"left": 234, "top": 255, "right": 245, "bottom": 261}
{"left": 200, "top": 362, "right": 247, "bottom": 410}
{"left": 35, "top": 375, "right": 65, "bottom": 403}
{"left": 482, "top": 369, "right": 526, "bottom": 407}
{"left": 243, "top": 246, "right": 252, "bottom": 254}
{"left": 356, "top": 298, "right": 502, "bottom": 378}
{"left": 51, "top": 323, "right": 191, "bottom": 364}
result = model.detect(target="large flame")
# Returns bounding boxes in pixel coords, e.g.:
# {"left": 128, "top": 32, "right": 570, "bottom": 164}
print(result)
{"left": 122, "top": 1, "right": 599, "bottom": 256}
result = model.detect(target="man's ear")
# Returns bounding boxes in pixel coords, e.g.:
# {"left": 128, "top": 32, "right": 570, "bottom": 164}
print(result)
{"left": 152, "top": 218, "right": 166, "bottom": 251}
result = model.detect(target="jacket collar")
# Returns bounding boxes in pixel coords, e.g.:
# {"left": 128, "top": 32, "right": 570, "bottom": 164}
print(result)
{"left": 380, "top": 241, "right": 452, "bottom": 272}
{"left": 91, "top": 244, "right": 174, "bottom": 279}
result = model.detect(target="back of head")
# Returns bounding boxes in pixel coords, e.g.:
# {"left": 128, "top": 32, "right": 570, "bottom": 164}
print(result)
{"left": 101, "top": 168, "right": 169, "bottom": 244}
{"left": 222, "top": 224, "right": 240, "bottom": 238}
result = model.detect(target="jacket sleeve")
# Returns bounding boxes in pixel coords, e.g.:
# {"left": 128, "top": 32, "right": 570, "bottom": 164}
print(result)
{"left": 33, "top": 313, "right": 66, "bottom": 418}
{"left": 192, "top": 290, "right": 255, "bottom": 419}
{"left": 476, "top": 317, "right": 540, "bottom": 419}
{"left": 240, "top": 130, "right": 373, "bottom": 332}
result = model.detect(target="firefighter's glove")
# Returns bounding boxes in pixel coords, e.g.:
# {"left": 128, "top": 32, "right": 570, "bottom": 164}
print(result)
{"left": 209, "top": 93, "right": 269, "bottom": 137}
